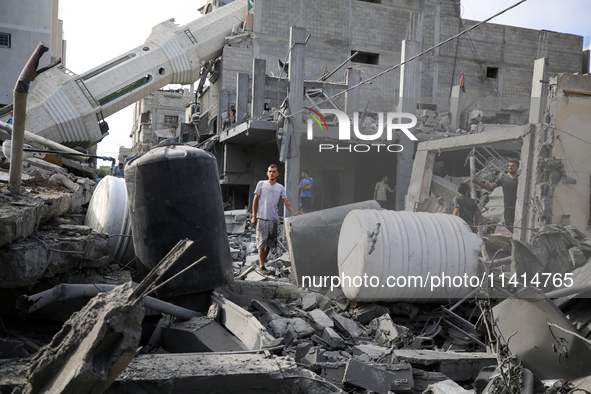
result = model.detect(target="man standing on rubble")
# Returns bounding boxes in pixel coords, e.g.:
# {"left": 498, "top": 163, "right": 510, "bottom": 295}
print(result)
{"left": 251, "top": 164, "right": 298, "bottom": 274}
{"left": 473, "top": 159, "right": 520, "bottom": 231}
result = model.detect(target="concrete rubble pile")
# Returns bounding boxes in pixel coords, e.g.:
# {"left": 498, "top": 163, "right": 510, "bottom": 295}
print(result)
{"left": 2, "top": 162, "right": 591, "bottom": 392}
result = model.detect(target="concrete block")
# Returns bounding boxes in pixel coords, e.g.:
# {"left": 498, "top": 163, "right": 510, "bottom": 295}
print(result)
{"left": 301, "top": 293, "right": 317, "bottom": 311}
{"left": 322, "top": 351, "right": 349, "bottom": 363}
{"left": 343, "top": 359, "right": 414, "bottom": 394}
{"left": 245, "top": 254, "right": 259, "bottom": 266}
{"left": 352, "top": 343, "right": 396, "bottom": 362}
{"left": 316, "top": 293, "right": 332, "bottom": 309}
{"left": 424, "top": 379, "right": 472, "bottom": 394}
{"left": 319, "top": 361, "right": 348, "bottom": 387}
{"left": 295, "top": 342, "right": 314, "bottom": 364}
{"left": 298, "top": 346, "right": 327, "bottom": 367}
{"left": 252, "top": 299, "right": 284, "bottom": 317}
{"left": 354, "top": 303, "right": 387, "bottom": 325}
{"left": 322, "top": 327, "right": 345, "bottom": 349}
{"left": 569, "top": 246, "right": 586, "bottom": 268}
{"left": 308, "top": 308, "right": 334, "bottom": 332}
{"left": 369, "top": 314, "right": 410, "bottom": 347}
{"left": 268, "top": 318, "right": 314, "bottom": 340}
{"left": 413, "top": 369, "right": 450, "bottom": 393}
{"left": 162, "top": 317, "right": 248, "bottom": 353}
{"left": 333, "top": 314, "right": 365, "bottom": 340}
{"left": 394, "top": 349, "right": 497, "bottom": 381}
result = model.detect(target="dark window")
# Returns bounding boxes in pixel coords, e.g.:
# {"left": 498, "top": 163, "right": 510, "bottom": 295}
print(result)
{"left": 351, "top": 51, "right": 379, "bottom": 65}
{"left": 0, "top": 32, "right": 11, "bottom": 48}
{"left": 164, "top": 115, "right": 179, "bottom": 124}
{"left": 487, "top": 67, "right": 499, "bottom": 79}
{"left": 358, "top": 0, "right": 381, "bottom": 3}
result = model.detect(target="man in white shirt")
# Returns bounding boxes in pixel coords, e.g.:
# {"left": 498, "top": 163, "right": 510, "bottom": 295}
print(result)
{"left": 251, "top": 164, "right": 297, "bottom": 273}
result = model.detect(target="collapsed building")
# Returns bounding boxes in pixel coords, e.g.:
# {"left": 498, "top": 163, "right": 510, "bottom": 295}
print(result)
{"left": 2, "top": 0, "right": 591, "bottom": 393}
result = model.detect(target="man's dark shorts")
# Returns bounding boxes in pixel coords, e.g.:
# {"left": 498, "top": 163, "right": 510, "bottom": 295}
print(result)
{"left": 300, "top": 196, "right": 312, "bottom": 211}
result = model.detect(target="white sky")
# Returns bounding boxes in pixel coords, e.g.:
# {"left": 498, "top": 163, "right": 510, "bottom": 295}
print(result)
{"left": 58, "top": 0, "right": 591, "bottom": 158}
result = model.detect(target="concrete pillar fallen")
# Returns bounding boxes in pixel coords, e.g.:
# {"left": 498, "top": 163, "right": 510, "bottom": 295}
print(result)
{"left": 23, "top": 283, "right": 144, "bottom": 394}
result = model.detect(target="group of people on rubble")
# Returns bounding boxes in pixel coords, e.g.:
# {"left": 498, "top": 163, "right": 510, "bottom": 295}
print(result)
{"left": 250, "top": 159, "right": 520, "bottom": 273}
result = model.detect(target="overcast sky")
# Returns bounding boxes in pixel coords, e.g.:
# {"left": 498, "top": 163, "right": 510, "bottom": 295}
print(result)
{"left": 58, "top": 0, "right": 590, "bottom": 158}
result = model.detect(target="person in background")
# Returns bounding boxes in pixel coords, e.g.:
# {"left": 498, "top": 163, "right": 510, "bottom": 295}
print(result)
{"left": 473, "top": 159, "right": 519, "bottom": 231}
{"left": 452, "top": 182, "right": 480, "bottom": 233}
{"left": 373, "top": 175, "right": 395, "bottom": 209}
{"left": 114, "top": 162, "right": 125, "bottom": 178}
{"left": 298, "top": 170, "right": 313, "bottom": 213}
{"left": 230, "top": 105, "right": 236, "bottom": 123}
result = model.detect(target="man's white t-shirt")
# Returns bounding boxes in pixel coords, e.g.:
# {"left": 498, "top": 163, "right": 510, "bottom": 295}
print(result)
{"left": 254, "top": 181, "right": 286, "bottom": 221}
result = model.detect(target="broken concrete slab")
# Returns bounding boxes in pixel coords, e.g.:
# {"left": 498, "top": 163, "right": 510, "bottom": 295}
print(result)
{"left": 322, "top": 327, "right": 346, "bottom": 349}
{"left": 424, "top": 379, "right": 473, "bottom": 394}
{"left": 301, "top": 292, "right": 317, "bottom": 311}
{"left": 320, "top": 361, "right": 348, "bottom": 387}
{"left": 333, "top": 314, "right": 365, "bottom": 340}
{"left": 354, "top": 303, "right": 387, "bottom": 325}
{"left": 22, "top": 282, "right": 144, "bottom": 394}
{"left": 370, "top": 314, "right": 411, "bottom": 347}
{"left": 0, "top": 353, "right": 345, "bottom": 393}
{"left": 0, "top": 231, "right": 109, "bottom": 288}
{"left": 352, "top": 343, "right": 397, "bottom": 363}
{"left": 413, "top": 369, "right": 451, "bottom": 393}
{"left": 492, "top": 286, "right": 591, "bottom": 380}
{"left": 252, "top": 299, "right": 285, "bottom": 318}
{"left": 394, "top": 350, "right": 497, "bottom": 381}
{"left": 162, "top": 316, "right": 248, "bottom": 353}
{"left": 217, "top": 280, "right": 300, "bottom": 308}
{"left": 308, "top": 308, "right": 334, "bottom": 332}
{"left": 268, "top": 317, "right": 314, "bottom": 343}
{"left": 0, "top": 183, "right": 93, "bottom": 249}
{"left": 343, "top": 359, "right": 413, "bottom": 394}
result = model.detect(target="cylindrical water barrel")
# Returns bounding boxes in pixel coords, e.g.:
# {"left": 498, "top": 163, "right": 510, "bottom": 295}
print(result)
{"left": 85, "top": 175, "right": 134, "bottom": 264}
{"left": 338, "top": 210, "right": 482, "bottom": 302}
{"left": 125, "top": 144, "right": 233, "bottom": 297}
{"left": 285, "top": 200, "right": 382, "bottom": 286}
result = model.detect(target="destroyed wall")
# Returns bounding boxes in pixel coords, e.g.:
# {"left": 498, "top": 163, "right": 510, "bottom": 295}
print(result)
{"left": 518, "top": 73, "right": 591, "bottom": 239}
{"left": 447, "top": 23, "right": 584, "bottom": 129}
{"left": 130, "top": 89, "right": 192, "bottom": 155}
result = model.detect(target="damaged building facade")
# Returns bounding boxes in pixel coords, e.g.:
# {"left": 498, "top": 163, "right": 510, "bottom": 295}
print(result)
{"left": 195, "top": 0, "right": 587, "bottom": 213}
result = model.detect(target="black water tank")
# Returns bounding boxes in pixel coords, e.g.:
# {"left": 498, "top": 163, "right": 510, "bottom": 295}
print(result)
{"left": 125, "top": 143, "right": 233, "bottom": 297}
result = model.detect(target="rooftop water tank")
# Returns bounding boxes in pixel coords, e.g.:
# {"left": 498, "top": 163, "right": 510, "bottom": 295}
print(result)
{"left": 85, "top": 175, "right": 134, "bottom": 264}
{"left": 125, "top": 144, "right": 233, "bottom": 297}
{"left": 338, "top": 210, "right": 482, "bottom": 302}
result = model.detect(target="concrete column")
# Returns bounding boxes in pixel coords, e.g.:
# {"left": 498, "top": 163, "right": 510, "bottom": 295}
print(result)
{"left": 396, "top": 40, "right": 421, "bottom": 211}
{"left": 528, "top": 58, "right": 548, "bottom": 124}
{"left": 450, "top": 85, "right": 463, "bottom": 130}
{"left": 236, "top": 72, "right": 249, "bottom": 124}
{"left": 345, "top": 68, "right": 361, "bottom": 118}
{"left": 285, "top": 26, "right": 307, "bottom": 213}
{"left": 251, "top": 58, "right": 266, "bottom": 120}
{"left": 218, "top": 90, "right": 229, "bottom": 133}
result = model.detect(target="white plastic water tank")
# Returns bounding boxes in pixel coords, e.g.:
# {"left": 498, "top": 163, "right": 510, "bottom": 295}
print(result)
{"left": 85, "top": 175, "right": 134, "bottom": 264}
{"left": 337, "top": 210, "right": 482, "bottom": 302}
